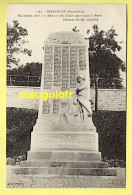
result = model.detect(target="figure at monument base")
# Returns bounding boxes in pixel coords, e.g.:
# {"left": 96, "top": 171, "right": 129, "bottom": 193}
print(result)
{"left": 13, "top": 32, "right": 117, "bottom": 176}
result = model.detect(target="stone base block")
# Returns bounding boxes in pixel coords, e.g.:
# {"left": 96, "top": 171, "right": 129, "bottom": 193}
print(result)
{"left": 20, "top": 161, "right": 109, "bottom": 168}
{"left": 27, "top": 150, "right": 102, "bottom": 161}
{"left": 13, "top": 166, "right": 117, "bottom": 176}
{"left": 30, "top": 131, "right": 99, "bottom": 151}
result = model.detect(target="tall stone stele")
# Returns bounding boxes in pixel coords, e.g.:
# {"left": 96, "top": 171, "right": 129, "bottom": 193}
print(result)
{"left": 16, "top": 32, "right": 116, "bottom": 176}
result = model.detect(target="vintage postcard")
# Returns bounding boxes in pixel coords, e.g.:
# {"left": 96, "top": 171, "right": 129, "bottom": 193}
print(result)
{"left": 6, "top": 4, "right": 126, "bottom": 188}
{"left": 1, "top": 1, "right": 132, "bottom": 194}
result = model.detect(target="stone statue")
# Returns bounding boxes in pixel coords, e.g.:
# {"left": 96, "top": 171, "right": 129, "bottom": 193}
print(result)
{"left": 76, "top": 74, "right": 92, "bottom": 123}
{"left": 60, "top": 74, "right": 92, "bottom": 126}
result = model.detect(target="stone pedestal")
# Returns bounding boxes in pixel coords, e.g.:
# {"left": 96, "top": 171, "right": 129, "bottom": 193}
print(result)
{"left": 13, "top": 32, "right": 116, "bottom": 176}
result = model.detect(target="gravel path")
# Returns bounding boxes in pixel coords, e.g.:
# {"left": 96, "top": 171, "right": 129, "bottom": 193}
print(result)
{"left": 6, "top": 166, "right": 126, "bottom": 188}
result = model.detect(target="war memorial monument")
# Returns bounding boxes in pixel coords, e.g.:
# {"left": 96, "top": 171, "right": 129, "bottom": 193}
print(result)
{"left": 14, "top": 32, "right": 116, "bottom": 176}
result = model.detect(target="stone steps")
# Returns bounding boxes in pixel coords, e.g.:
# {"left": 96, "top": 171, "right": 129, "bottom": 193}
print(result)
{"left": 13, "top": 166, "right": 117, "bottom": 176}
{"left": 12, "top": 151, "right": 117, "bottom": 176}
{"left": 13, "top": 160, "right": 117, "bottom": 176}
{"left": 20, "top": 161, "right": 109, "bottom": 168}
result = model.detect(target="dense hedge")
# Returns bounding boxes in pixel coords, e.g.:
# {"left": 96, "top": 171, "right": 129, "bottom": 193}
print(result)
{"left": 6, "top": 108, "right": 126, "bottom": 161}
{"left": 93, "top": 111, "right": 126, "bottom": 161}
{"left": 6, "top": 108, "right": 37, "bottom": 157}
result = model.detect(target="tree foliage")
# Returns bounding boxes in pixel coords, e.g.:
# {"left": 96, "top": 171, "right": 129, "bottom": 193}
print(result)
{"left": 88, "top": 25, "right": 126, "bottom": 79}
{"left": 7, "top": 62, "right": 42, "bottom": 76}
{"left": 7, "top": 20, "right": 32, "bottom": 67}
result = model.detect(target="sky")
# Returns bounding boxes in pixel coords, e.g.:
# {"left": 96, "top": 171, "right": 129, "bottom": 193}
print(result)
{"left": 7, "top": 4, "right": 126, "bottom": 84}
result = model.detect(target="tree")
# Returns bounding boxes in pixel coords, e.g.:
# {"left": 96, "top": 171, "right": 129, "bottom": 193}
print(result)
{"left": 88, "top": 25, "right": 126, "bottom": 81}
{"left": 7, "top": 62, "right": 42, "bottom": 76}
{"left": 7, "top": 62, "right": 42, "bottom": 86}
{"left": 7, "top": 20, "right": 32, "bottom": 68}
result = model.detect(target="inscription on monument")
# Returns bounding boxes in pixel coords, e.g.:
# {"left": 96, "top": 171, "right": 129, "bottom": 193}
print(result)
{"left": 54, "top": 45, "right": 61, "bottom": 87}
{"left": 78, "top": 46, "right": 86, "bottom": 70}
{"left": 61, "top": 46, "right": 70, "bottom": 91}
{"left": 61, "top": 101, "right": 67, "bottom": 109}
{"left": 44, "top": 45, "right": 86, "bottom": 91}
{"left": 44, "top": 45, "right": 53, "bottom": 89}
{"left": 43, "top": 101, "right": 50, "bottom": 114}
{"left": 53, "top": 100, "right": 61, "bottom": 114}
{"left": 70, "top": 46, "right": 78, "bottom": 88}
